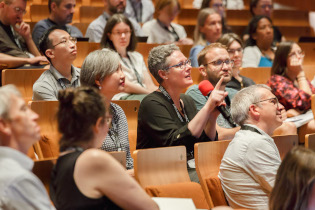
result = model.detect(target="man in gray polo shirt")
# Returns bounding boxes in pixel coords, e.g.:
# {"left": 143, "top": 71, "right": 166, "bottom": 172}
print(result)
{"left": 0, "top": 84, "right": 55, "bottom": 210}
{"left": 33, "top": 26, "right": 80, "bottom": 101}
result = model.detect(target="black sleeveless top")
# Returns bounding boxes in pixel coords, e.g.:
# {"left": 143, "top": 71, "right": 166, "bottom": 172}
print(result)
{"left": 50, "top": 150, "right": 122, "bottom": 210}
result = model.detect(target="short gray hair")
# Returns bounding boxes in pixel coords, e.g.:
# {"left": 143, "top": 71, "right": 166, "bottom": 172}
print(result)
{"left": 231, "top": 84, "right": 271, "bottom": 125}
{"left": 0, "top": 85, "right": 21, "bottom": 120}
{"left": 148, "top": 44, "right": 180, "bottom": 84}
{"left": 80, "top": 49, "right": 120, "bottom": 88}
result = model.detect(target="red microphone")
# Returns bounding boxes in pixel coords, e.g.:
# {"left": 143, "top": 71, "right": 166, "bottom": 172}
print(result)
{"left": 198, "top": 80, "right": 214, "bottom": 97}
{"left": 198, "top": 80, "right": 237, "bottom": 127}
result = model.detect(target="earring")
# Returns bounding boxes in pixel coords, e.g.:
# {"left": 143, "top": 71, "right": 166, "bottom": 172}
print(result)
{"left": 99, "top": 86, "right": 102, "bottom": 90}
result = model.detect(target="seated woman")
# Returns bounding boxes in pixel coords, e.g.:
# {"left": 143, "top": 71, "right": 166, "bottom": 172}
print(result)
{"left": 242, "top": 15, "right": 275, "bottom": 68}
{"left": 218, "top": 33, "right": 255, "bottom": 91}
{"left": 267, "top": 41, "right": 315, "bottom": 141}
{"left": 50, "top": 87, "right": 158, "bottom": 210}
{"left": 80, "top": 50, "right": 134, "bottom": 171}
{"left": 100, "top": 14, "right": 157, "bottom": 102}
{"left": 269, "top": 147, "right": 315, "bottom": 210}
{"left": 137, "top": 44, "right": 227, "bottom": 182}
{"left": 200, "top": 0, "right": 232, "bottom": 34}
{"left": 142, "top": 0, "right": 193, "bottom": 44}
{"left": 189, "top": 8, "right": 222, "bottom": 67}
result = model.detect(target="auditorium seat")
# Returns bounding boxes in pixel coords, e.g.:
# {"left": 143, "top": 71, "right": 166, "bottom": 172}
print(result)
{"left": 79, "top": 5, "right": 104, "bottom": 23}
{"left": 112, "top": 100, "right": 140, "bottom": 159}
{"left": 29, "top": 100, "right": 60, "bottom": 158}
{"left": 239, "top": 67, "right": 271, "bottom": 84}
{"left": 73, "top": 42, "right": 100, "bottom": 67}
{"left": 194, "top": 140, "right": 231, "bottom": 208}
{"left": 305, "top": 133, "right": 315, "bottom": 151}
{"left": 1, "top": 68, "right": 45, "bottom": 103}
{"left": 134, "top": 146, "right": 209, "bottom": 209}
{"left": 272, "top": 135, "right": 298, "bottom": 160}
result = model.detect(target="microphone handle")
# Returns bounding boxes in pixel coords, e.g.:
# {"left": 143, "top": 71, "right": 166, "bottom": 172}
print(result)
{"left": 216, "top": 105, "right": 237, "bottom": 127}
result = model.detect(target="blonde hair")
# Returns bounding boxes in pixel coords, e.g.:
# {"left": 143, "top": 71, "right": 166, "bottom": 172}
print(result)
{"left": 194, "top": 8, "right": 218, "bottom": 46}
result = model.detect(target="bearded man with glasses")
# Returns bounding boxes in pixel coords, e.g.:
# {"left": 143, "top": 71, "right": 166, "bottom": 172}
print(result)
{"left": 219, "top": 84, "right": 284, "bottom": 209}
{"left": 33, "top": 26, "right": 80, "bottom": 101}
{"left": 0, "top": 0, "right": 48, "bottom": 69}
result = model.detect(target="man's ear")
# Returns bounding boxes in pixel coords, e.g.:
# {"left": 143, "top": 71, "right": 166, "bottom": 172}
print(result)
{"left": 199, "top": 65, "right": 207, "bottom": 78}
{"left": 249, "top": 104, "right": 260, "bottom": 121}
{"left": 158, "top": 69, "right": 168, "bottom": 80}
{"left": 50, "top": 2, "right": 58, "bottom": 11}
{"left": 0, "top": 119, "right": 11, "bottom": 136}
{"left": 45, "top": 49, "right": 55, "bottom": 59}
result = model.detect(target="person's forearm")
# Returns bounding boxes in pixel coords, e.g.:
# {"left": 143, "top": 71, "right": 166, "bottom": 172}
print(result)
{"left": 297, "top": 73, "right": 312, "bottom": 95}
{"left": 0, "top": 54, "right": 29, "bottom": 68}
{"left": 25, "top": 37, "right": 41, "bottom": 56}
{"left": 124, "top": 80, "right": 151, "bottom": 94}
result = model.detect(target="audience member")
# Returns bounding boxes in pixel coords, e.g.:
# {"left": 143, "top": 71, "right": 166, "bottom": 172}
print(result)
{"left": 269, "top": 147, "right": 315, "bottom": 210}
{"left": 267, "top": 41, "right": 315, "bottom": 140}
{"left": 242, "top": 15, "right": 275, "bottom": 67}
{"left": 186, "top": 42, "right": 296, "bottom": 140}
{"left": 186, "top": 43, "right": 239, "bottom": 140}
{"left": 200, "top": 0, "right": 232, "bottom": 34}
{"left": 125, "top": 0, "right": 154, "bottom": 24}
{"left": 32, "top": 0, "right": 83, "bottom": 48}
{"left": 0, "top": 84, "right": 55, "bottom": 210}
{"left": 101, "top": 14, "right": 157, "bottom": 101}
{"left": 194, "top": 0, "right": 244, "bottom": 9}
{"left": 33, "top": 26, "right": 80, "bottom": 100}
{"left": 142, "top": 0, "right": 193, "bottom": 44}
{"left": 0, "top": 0, "right": 47, "bottom": 68}
{"left": 80, "top": 49, "right": 134, "bottom": 171}
{"left": 243, "top": 0, "right": 284, "bottom": 43}
{"left": 137, "top": 44, "right": 227, "bottom": 182}
{"left": 218, "top": 33, "right": 255, "bottom": 91}
{"left": 219, "top": 84, "right": 282, "bottom": 209}
{"left": 190, "top": 8, "right": 222, "bottom": 67}
{"left": 50, "top": 86, "right": 158, "bottom": 210}
{"left": 85, "top": 0, "right": 143, "bottom": 43}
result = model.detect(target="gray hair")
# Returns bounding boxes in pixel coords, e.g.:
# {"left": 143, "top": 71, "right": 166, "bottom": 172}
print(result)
{"left": 231, "top": 84, "right": 271, "bottom": 125}
{"left": 148, "top": 44, "right": 180, "bottom": 84}
{"left": 80, "top": 49, "right": 120, "bottom": 88}
{"left": 0, "top": 85, "right": 21, "bottom": 120}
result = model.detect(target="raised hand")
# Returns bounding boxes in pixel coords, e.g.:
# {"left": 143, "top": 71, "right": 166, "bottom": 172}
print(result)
{"left": 207, "top": 77, "right": 228, "bottom": 112}
{"left": 14, "top": 22, "right": 31, "bottom": 40}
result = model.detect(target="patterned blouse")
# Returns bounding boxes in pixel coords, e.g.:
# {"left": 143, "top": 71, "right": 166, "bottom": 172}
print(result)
{"left": 101, "top": 103, "right": 134, "bottom": 169}
{"left": 267, "top": 74, "right": 315, "bottom": 111}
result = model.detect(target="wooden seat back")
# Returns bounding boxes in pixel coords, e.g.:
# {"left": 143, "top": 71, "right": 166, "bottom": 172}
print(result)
{"left": 112, "top": 100, "right": 140, "bottom": 159}
{"left": 239, "top": 67, "right": 271, "bottom": 84}
{"left": 29, "top": 100, "right": 60, "bottom": 159}
{"left": 305, "top": 133, "right": 315, "bottom": 151}
{"left": 272, "top": 135, "right": 298, "bottom": 160}
{"left": 194, "top": 140, "right": 231, "bottom": 208}
{"left": 73, "top": 42, "right": 100, "bottom": 67}
{"left": 2, "top": 68, "right": 45, "bottom": 103}
{"left": 109, "top": 151, "right": 126, "bottom": 168}
{"left": 134, "top": 146, "right": 190, "bottom": 188}
{"left": 79, "top": 6, "right": 104, "bottom": 23}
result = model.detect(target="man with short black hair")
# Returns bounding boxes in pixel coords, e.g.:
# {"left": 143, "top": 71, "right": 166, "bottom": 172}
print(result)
{"left": 0, "top": 84, "right": 55, "bottom": 210}
{"left": 33, "top": 26, "right": 80, "bottom": 100}
{"left": 32, "top": 0, "right": 83, "bottom": 47}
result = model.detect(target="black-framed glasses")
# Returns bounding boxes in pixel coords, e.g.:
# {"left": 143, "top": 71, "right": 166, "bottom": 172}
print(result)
{"left": 253, "top": 97, "right": 279, "bottom": 107}
{"left": 53, "top": 37, "right": 77, "bottom": 47}
{"left": 260, "top": 4, "right": 273, "bottom": 9}
{"left": 227, "top": 48, "right": 243, "bottom": 55}
{"left": 164, "top": 59, "right": 191, "bottom": 70}
{"left": 14, "top": 7, "right": 26, "bottom": 15}
{"left": 204, "top": 59, "right": 234, "bottom": 68}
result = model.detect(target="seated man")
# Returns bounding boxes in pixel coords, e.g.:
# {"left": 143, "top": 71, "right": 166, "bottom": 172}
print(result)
{"left": 0, "top": 0, "right": 47, "bottom": 68}
{"left": 85, "top": 0, "right": 143, "bottom": 43}
{"left": 219, "top": 84, "right": 282, "bottom": 209}
{"left": 125, "top": 0, "right": 154, "bottom": 24}
{"left": 33, "top": 26, "right": 80, "bottom": 101}
{"left": 32, "top": 0, "right": 83, "bottom": 48}
{"left": 0, "top": 84, "right": 55, "bottom": 210}
{"left": 186, "top": 43, "right": 296, "bottom": 140}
